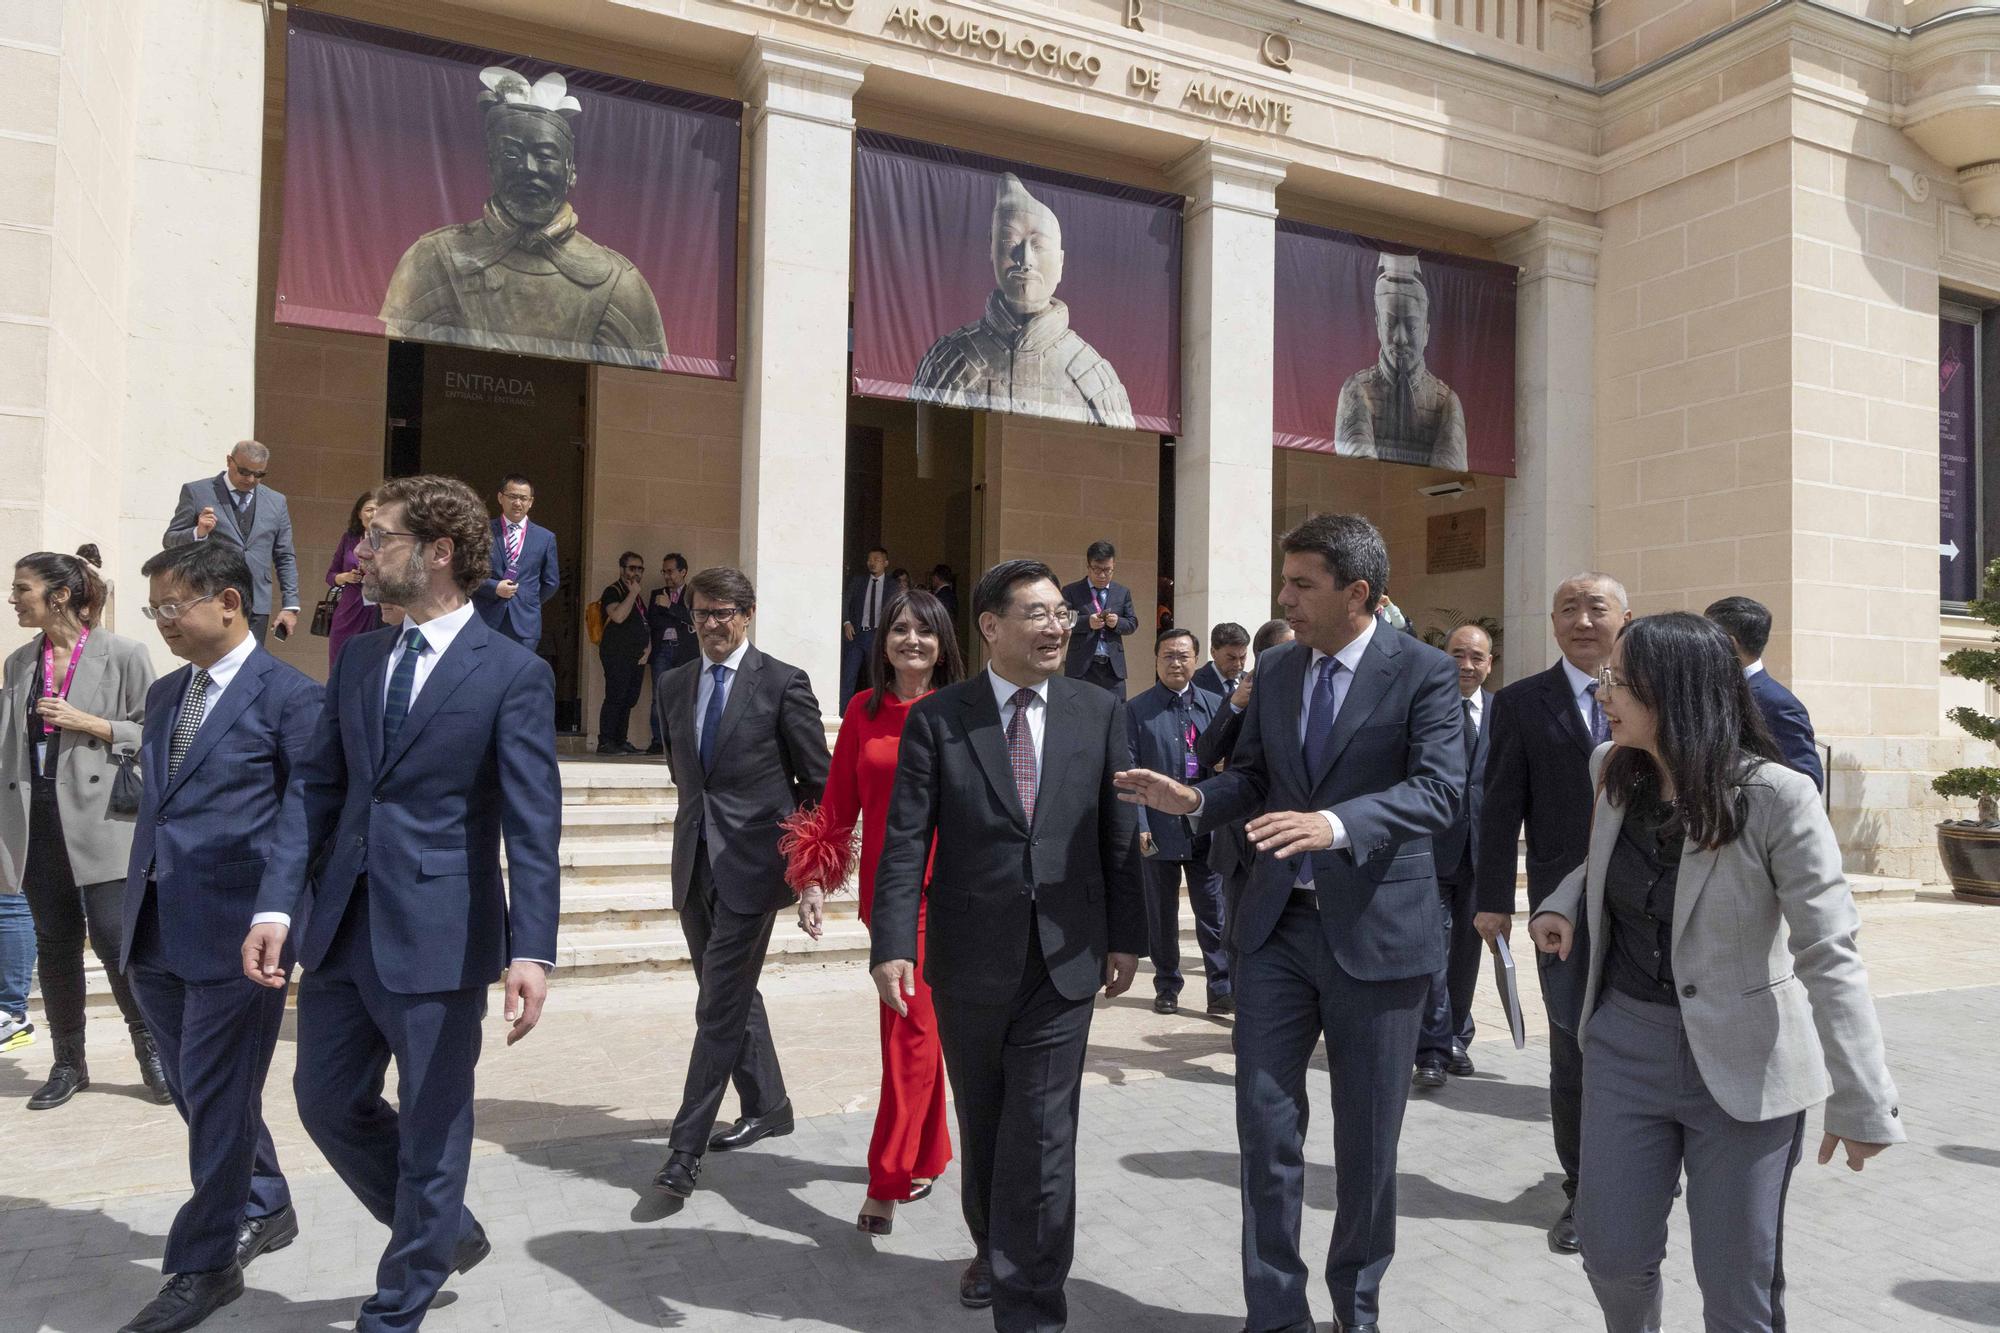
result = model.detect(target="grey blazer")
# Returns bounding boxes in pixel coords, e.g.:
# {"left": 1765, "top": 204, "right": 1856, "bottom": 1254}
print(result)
{"left": 0, "top": 630, "right": 153, "bottom": 891}
{"left": 163, "top": 475, "right": 301, "bottom": 616}
{"left": 1536, "top": 742, "right": 1903, "bottom": 1145}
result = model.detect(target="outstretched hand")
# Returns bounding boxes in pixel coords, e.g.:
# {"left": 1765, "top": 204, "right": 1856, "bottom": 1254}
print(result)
{"left": 1114, "top": 768, "right": 1200, "bottom": 815}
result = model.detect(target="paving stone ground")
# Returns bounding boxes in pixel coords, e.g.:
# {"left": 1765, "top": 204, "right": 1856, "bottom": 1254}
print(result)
{"left": 4, "top": 902, "right": 1999, "bottom": 1331}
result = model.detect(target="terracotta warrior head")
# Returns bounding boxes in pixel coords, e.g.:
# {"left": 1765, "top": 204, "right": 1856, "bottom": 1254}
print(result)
{"left": 479, "top": 67, "right": 581, "bottom": 230}
{"left": 1373, "top": 252, "right": 1433, "bottom": 379}
{"left": 990, "top": 174, "right": 1066, "bottom": 318}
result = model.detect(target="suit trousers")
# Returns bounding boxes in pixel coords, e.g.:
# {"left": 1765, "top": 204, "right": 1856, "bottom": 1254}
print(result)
{"left": 1577, "top": 991, "right": 1806, "bottom": 1333}
{"left": 668, "top": 846, "right": 788, "bottom": 1155}
{"left": 1142, "top": 857, "right": 1231, "bottom": 1002}
{"left": 126, "top": 897, "right": 291, "bottom": 1274}
{"left": 839, "top": 629, "right": 877, "bottom": 709}
{"left": 1236, "top": 892, "right": 1428, "bottom": 1330}
{"left": 22, "top": 780, "right": 145, "bottom": 1045}
{"left": 935, "top": 919, "right": 1095, "bottom": 1333}
{"left": 295, "top": 886, "right": 486, "bottom": 1333}
{"left": 1077, "top": 657, "right": 1122, "bottom": 693}
{"left": 1417, "top": 871, "right": 1480, "bottom": 1061}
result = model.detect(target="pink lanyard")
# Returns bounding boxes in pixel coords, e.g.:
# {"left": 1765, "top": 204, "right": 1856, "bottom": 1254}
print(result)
{"left": 38, "top": 627, "right": 88, "bottom": 736}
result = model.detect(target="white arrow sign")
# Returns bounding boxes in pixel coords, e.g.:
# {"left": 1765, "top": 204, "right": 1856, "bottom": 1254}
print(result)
{"left": 1942, "top": 540, "right": 1962, "bottom": 561}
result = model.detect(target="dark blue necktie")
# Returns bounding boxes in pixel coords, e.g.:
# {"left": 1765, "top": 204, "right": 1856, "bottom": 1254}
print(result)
{"left": 1586, "top": 680, "right": 1610, "bottom": 745}
{"left": 699, "top": 662, "right": 729, "bottom": 771}
{"left": 1302, "top": 657, "right": 1345, "bottom": 778}
{"left": 383, "top": 626, "right": 428, "bottom": 748}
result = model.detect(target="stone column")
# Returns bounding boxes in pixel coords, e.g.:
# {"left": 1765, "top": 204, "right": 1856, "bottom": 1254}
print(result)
{"left": 737, "top": 40, "right": 867, "bottom": 715}
{"left": 1494, "top": 218, "right": 1602, "bottom": 679}
{"left": 1169, "top": 143, "right": 1287, "bottom": 643}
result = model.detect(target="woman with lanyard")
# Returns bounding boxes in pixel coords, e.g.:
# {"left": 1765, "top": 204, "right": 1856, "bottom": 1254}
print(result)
{"left": 2, "top": 551, "right": 169, "bottom": 1109}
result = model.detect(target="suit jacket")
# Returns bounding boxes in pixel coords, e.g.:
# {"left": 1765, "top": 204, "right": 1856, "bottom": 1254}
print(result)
{"left": 871, "top": 674, "right": 1146, "bottom": 1005}
{"left": 0, "top": 629, "right": 153, "bottom": 891}
{"left": 1476, "top": 663, "right": 1596, "bottom": 918}
{"left": 256, "top": 614, "right": 562, "bottom": 994}
{"left": 658, "top": 644, "right": 830, "bottom": 915}
{"left": 934, "top": 585, "right": 959, "bottom": 621}
{"left": 1538, "top": 745, "right": 1903, "bottom": 1143}
{"left": 1196, "top": 702, "right": 1252, "bottom": 880}
{"left": 1127, "top": 682, "right": 1223, "bottom": 862}
{"left": 843, "top": 573, "right": 892, "bottom": 633}
{"left": 647, "top": 587, "right": 698, "bottom": 670}
{"left": 1191, "top": 662, "right": 1242, "bottom": 701}
{"left": 121, "top": 650, "right": 322, "bottom": 981}
{"left": 163, "top": 477, "right": 300, "bottom": 617}
{"left": 1193, "top": 632, "right": 1465, "bottom": 978}
{"left": 1749, "top": 669, "right": 1825, "bottom": 793}
{"left": 1061, "top": 578, "right": 1138, "bottom": 682}
{"left": 1436, "top": 688, "right": 1493, "bottom": 880}
{"left": 475, "top": 518, "right": 561, "bottom": 644}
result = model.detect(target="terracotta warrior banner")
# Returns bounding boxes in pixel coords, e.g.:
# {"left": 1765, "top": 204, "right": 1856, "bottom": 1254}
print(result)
{"left": 1274, "top": 220, "right": 1517, "bottom": 477}
{"left": 276, "top": 13, "right": 740, "bottom": 377}
{"left": 853, "top": 132, "right": 1182, "bottom": 434}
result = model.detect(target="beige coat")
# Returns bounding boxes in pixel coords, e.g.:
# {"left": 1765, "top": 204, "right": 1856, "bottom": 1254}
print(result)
{"left": 1536, "top": 743, "right": 1904, "bottom": 1145}
{"left": 0, "top": 629, "right": 153, "bottom": 891}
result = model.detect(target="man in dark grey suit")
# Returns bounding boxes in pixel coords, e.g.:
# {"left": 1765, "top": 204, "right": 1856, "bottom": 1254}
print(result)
{"left": 872, "top": 559, "right": 1144, "bottom": 1331}
{"left": 1118, "top": 515, "right": 1463, "bottom": 1333}
{"left": 1415, "top": 623, "right": 1493, "bottom": 1088}
{"left": 162, "top": 441, "right": 300, "bottom": 646}
{"left": 652, "top": 567, "right": 830, "bottom": 1199}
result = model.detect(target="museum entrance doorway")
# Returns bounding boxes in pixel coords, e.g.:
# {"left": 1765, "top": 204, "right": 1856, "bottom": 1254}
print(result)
{"left": 386, "top": 340, "right": 590, "bottom": 732}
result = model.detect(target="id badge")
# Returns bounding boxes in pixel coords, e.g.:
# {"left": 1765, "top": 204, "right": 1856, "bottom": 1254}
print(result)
{"left": 1184, "top": 750, "right": 1199, "bottom": 780}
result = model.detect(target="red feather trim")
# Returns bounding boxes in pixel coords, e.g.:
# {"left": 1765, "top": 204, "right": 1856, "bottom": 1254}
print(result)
{"left": 778, "top": 804, "right": 858, "bottom": 897}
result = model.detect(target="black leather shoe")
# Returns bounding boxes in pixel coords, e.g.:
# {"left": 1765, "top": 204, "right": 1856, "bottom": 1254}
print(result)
{"left": 654, "top": 1150, "right": 700, "bottom": 1198}
{"left": 959, "top": 1255, "right": 994, "bottom": 1309}
{"left": 1412, "top": 1060, "right": 1447, "bottom": 1090}
{"left": 643, "top": 743, "right": 665, "bottom": 755}
{"left": 135, "top": 1031, "right": 174, "bottom": 1105}
{"left": 709, "top": 1100, "right": 794, "bottom": 1151}
{"left": 1236, "top": 1321, "right": 1314, "bottom": 1332}
{"left": 1549, "top": 1200, "right": 1580, "bottom": 1254}
{"left": 117, "top": 1266, "right": 244, "bottom": 1332}
{"left": 27, "top": 1040, "right": 87, "bottom": 1110}
{"left": 453, "top": 1220, "right": 491, "bottom": 1275}
{"left": 234, "top": 1205, "right": 298, "bottom": 1268}
{"left": 1206, "top": 995, "right": 1235, "bottom": 1017}
{"left": 1152, "top": 994, "right": 1179, "bottom": 1015}
{"left": 1446, "top": 1046, "right": 1476, "bottom": 1077}
{"left": 1334, "top": 1320, "right": 1380, "bottom": 1333}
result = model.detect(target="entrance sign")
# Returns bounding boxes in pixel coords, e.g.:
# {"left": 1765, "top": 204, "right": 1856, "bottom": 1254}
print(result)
{"left": 1941, "top": 318, "right": 1978, "bottom": 604}
{"left": 853, "top": 131, "right": 1182, "bottom": 434}
{"left": 277, "top": 12, "right": 740, "bottom": 378}
{"left": 1275, "top": 220, "right": 1517, "bottom": 477}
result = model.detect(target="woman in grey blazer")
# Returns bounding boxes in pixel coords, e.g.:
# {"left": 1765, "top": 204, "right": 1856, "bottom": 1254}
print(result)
{"left": 3, "top": 551, "right": 169, "bottom": 1109}
{"left": 1530, "top": 612, "right": 1901, "bottom": 1333}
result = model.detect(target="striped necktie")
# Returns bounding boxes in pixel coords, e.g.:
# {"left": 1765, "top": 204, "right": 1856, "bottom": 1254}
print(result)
{"left": 167, "top": 669, "right": 211, "bottom": 781}
{"left": 383, "top": 627, "right": 429, "bottom": 748}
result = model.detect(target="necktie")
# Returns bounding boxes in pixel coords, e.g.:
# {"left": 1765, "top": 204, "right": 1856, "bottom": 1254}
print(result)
{"left": 865, "top": 577, "right": 880, "bottom": 632}
{"left": 234, "top": 490, "right": 251, "bottom": 510}
{"left": 1462, "top": 695, "right": 1478, "bottom": 764}
{"left": 506, "top": 523, "right": 523, "bottom": 571}
{"left": 1302, "top": 657, "right": 1346, "bottom": 778}
{"left": 699, "top": 663, "right": 729, "bottom": 771}
{"left": 383, "top": 627, "right": 428, "bottom": 748}
{"left": 1006, "top": 687, "right": 1039, "bottom": 821}
{"left": 167, "top": 669, "right": 211, "bottom": 781}
{"left": 1586, "top": 681, "right": 1610, "bottom": 745}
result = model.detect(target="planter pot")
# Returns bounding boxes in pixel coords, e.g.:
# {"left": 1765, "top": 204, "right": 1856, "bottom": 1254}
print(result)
{"left": 1937, "top": 822, "right": 2000, "bottom": 905}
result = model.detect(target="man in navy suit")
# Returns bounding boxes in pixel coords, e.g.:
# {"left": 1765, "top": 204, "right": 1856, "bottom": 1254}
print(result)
{"left": 1127, "top": 628, "right": 1231, "bottom": 1016}
{"left": 1061, "top": 540, "right": 1138, "bottom": 693}
{"left": 1414, "top": 623, "right": 1492, "bottom": 1090}
{"left": 116, "top": 541, "right": 322, "bottom": 1333}
{"left": 1119, "top": 514, "right": 1464, "bottom": 1333}
{"left": 1191, "top": 622, "right": 1249, "bottom": 701}
{"left": 1473, "top": 572, "right": 1630, "bottom": 1255}
{"left": 1705, "top": 595, "right": 1825, "bottom": 791}
{"left": 840, "top": 546, "right": 892, "bottom": 706}
{"left": 243, "top": 474, "right": 561, "bottom": 1333}
{"left": 473, "top": 474, "right": 561, "bottom": 649}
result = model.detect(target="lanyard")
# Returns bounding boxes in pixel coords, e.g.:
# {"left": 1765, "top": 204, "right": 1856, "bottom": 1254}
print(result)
{"left": 38, "top": 627, "right": 88, "bottom": 736}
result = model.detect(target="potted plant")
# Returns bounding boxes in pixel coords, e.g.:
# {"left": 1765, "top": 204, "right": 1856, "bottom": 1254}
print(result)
{"left": 1935, "top": 557, "right": 2000, "bottom": 904}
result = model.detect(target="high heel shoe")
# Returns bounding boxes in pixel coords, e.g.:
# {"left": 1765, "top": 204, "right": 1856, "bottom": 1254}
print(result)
{"left": 855, "top": 1202, "right": 894, "bottom": 1236}
{"left": 904, "top": 1179, "right": 934, "bottom": 1203}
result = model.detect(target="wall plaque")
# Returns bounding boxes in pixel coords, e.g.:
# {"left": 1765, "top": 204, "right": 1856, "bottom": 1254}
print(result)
{"left": 1426, "top": 509, "right": 1487, "bottom": 574}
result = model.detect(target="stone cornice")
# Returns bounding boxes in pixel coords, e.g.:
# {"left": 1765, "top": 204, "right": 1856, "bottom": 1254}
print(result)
{"left": 1168, "top": 141, "right": 1288, "bottom": 221}
{"left": 1494, "top": 216, "right": 1601, "bottom": 284}
{"left": 738, "top": 36, "right": 869, "bottom": 131}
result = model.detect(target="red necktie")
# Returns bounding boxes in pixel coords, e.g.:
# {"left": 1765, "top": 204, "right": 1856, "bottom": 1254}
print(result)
{"left": 1006, "top": 688, "right": 1038, "bottom": 821}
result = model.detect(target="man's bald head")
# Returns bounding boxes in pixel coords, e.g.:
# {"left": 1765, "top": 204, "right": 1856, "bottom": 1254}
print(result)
{"left": 1446, "top": 623, "right": 1493, "bottom": 697}
{"left": 1551, "top": 573, "right": 1630, "bottom": 675}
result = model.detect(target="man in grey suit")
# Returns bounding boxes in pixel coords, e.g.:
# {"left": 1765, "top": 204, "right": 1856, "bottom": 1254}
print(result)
{"left": 1118, "top": 514, "right": 1464, "bottom": 1333}
{"left": 162, "top": 442, "right": 300, "bottom": 646}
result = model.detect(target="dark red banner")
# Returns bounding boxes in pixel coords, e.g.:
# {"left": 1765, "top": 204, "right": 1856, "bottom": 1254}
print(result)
{"left": 276, "top": 13, "right": 739, "bottom": 377}
{"left": 853, "top": 132, "right": 1181, "bottom": 434}
{"left": 1941, "top": 318, "right": 1978, "bottom": 603}
{"left": 1274, "top": 220, "right": 1516, "bottom": 476}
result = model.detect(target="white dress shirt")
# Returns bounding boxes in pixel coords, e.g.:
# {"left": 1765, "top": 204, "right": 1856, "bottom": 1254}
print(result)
{"left": 1461, "top": 687, "right": 1484, "bottom": 735}
{"left": 1561, "top": 656, "right": 1601, "bottom": 735}
{"left": 1744, "top": 658, "right": 1766, "bottom": 679}
{"left": 988, "top": 666, "right": 1048, "bottom": 765}
{"left": 183, "top": 634, "right": 257, "bottom": 719}
{"left": 694, "top": 637, "right": 753, "bottom": 751}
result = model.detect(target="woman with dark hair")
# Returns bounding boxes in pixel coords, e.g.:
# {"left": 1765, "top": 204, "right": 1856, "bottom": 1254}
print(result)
{"left": 782, "top": 589, "right": 963, "bottom": 1235}
{"left": 1530, "top": 612, "right": 1902, "bottom": 1333}
{"left": 324, "top": 490, "right": 385, "bottom": 666}
{"left": 1, "top": 551, "right": 169, "bottom": 1108}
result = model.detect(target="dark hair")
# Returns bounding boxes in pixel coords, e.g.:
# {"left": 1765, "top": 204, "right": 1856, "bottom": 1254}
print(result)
{"left": 1156, "top": 627, "right": 1199, "bottom": 654}
{"left": 75, "top": 544, "right": 103, "bottom": 569}
{"left": 15, "top": 552, "right": 106, "bottom": 627}
{"left": 973, "top": 558, "right": 1058, "bottom": 620}
{"left": 1601, "top": 612, "right": 1781, "bottom": 850}
{"left": 140, "top": 540, "right": 254, "bottom": 613}
{"left": 617, "top": 551, "right": 644, "bottom": 569}
{"left": 890, "top": 567, "right": 910, "bottom": 584}
{"left": 1252, "top": 618, "right": 1293, "bottom": 655}
{"left": 498, "top": 474, "right": 533, "bottom": 494}
{"left": 1085, "top": 540, "right": 1116, "bottom": 564}
{"left": 1280, "top": 513, "right": 1388, "bottom": 612}
{"left": 868, "top": 545, "right": 890, "bottom": 559}
{"left": 1703, "top": 596, "right": 1771, "bottom": 660}
{"left": 865, "top": 590, "right": 964, "bottom": 719}
{"left": 690, "top": 566, "right": 756, "bottom": 612}
{"left": 1209, "top": 622, "right": 1249, "bottom": 650}
{"left": 346, "top": 491, "right": 375, "bottom": 539}
{"left": 373, "top": 474, "right": 494, "bottom": 593}
{"left": 661, "top": 552, "right": 688, "bottom": 572}
{"left": 931, "top": 564, "right": 954, "bottom": 583}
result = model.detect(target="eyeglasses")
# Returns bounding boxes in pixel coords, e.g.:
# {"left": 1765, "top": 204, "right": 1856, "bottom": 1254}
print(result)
{"left": 1010, "top": 607, "right": 1075, "bottom": 630}
{"left": 1596, "top": 667, "right": 1629, "bottom": 694}
{"left": 230, "top": 464, "right": 267, "bottom": 480}
{"left": 692, "top": 607, "right": 742, "bottom": 624}
{"left": 358, "top": 528, "right": 422, "bottom": 551}
{"left": 142, "top": 594, "right": 216, "bottom": 623}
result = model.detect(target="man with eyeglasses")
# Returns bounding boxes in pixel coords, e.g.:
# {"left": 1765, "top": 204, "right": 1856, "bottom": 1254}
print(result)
{"left": 596, "top": 552, "right": 650, "bottom": 754}
{"left": 1061, "top": 540, "right": 1138, "bottom": 693}
{"left": 651, "top": 567, "right": 830, "bottom": 1202}
{"left": 163, "top": 441, "right": 300, "bottom": 647}
{"left": 474, "top": 475, "right": 560, "bottom": 650}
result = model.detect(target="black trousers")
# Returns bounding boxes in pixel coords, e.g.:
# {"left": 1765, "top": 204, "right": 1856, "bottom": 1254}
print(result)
{"left": 21, "top": 780, "right": 144, "bottom": 1046}
{"left": 668, "top": 846, "right": 788, "bottom": 1155}
{"left": 935, "top": 920, "right": 1095, "bottom": 1333}
{"left": 597, "top": 649, "right": 645, "bottom": 748}
{"left": 1077, "top": 657, "right": 1122, "bottom": 693}
{"left": 1143, "top": 857, "right": 1230, "bottom": 1001}
{"left": 1417, "top": 872, "right": 1481, "bottom": 1061}
{"left": 1550, "top": 1022, "right": 1584, "bottom": 1199}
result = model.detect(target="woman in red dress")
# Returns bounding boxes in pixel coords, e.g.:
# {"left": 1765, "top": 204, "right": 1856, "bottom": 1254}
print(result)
{"left": 783, "top": 589, "right": 963, "bottom": 1235}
